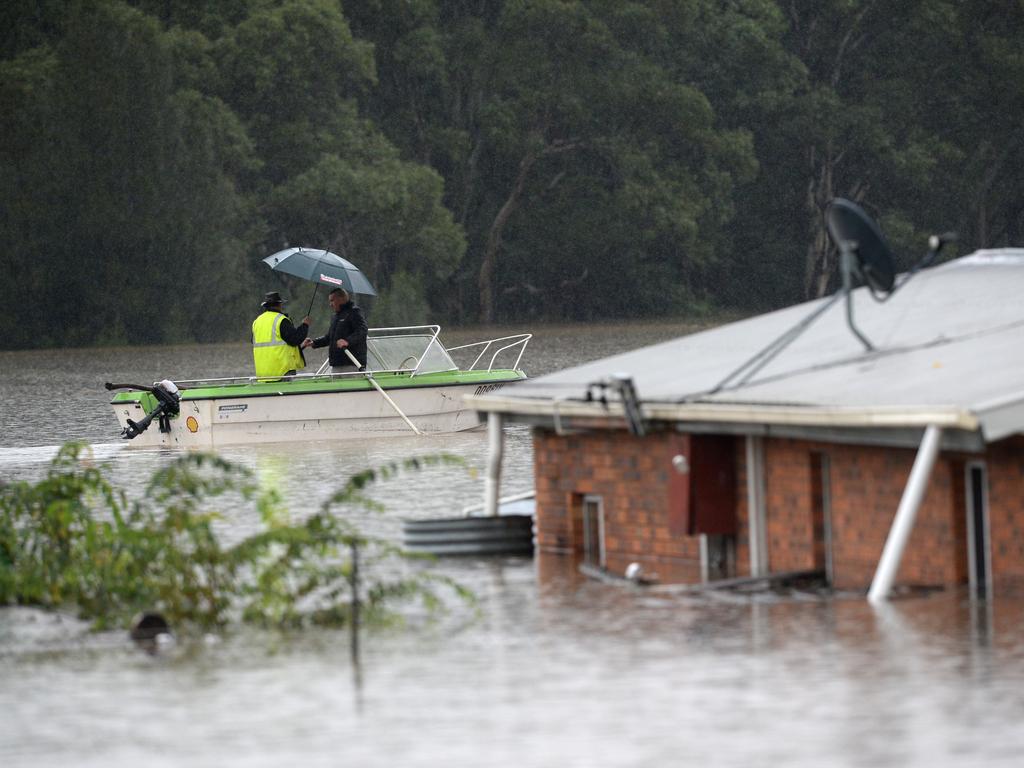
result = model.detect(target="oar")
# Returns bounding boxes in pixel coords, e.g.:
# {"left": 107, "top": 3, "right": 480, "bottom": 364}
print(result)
{"left": 344, "top": 349, "right": 423, "bottom": 435}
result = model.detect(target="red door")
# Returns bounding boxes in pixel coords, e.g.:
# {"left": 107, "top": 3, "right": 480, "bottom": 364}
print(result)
{"left": 667, "top": 434, "right": 737, "bottom": 536}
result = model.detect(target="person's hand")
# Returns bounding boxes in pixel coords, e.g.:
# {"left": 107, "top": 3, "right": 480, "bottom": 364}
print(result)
{"left": 301, "top": 338, "right": 313, "bottom": 349}
{"left": 336, "top": 339, "right": 349, "bottom": 349}
{"left": 302, "top": 316, "right": 312, "bottom": 326}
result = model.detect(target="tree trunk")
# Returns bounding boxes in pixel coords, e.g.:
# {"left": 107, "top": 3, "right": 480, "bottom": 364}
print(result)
{"left": 973, "top": 146, "right": 1009, "bottom": 248}
{"left": 478, "top": 150, "right": 537, "bottom": 324}
{"left": 804, "top": 142, "right": 836, "bottom": 299}
{"left": 792, "top": 2, "right": 879, "bottom": 299}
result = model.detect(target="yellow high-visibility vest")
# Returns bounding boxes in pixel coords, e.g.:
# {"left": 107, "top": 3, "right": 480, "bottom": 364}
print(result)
{"left": 252, "top": 311, "right": 305, "bottom": 380}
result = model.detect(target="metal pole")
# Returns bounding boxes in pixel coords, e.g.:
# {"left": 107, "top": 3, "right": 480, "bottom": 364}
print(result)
{"left": 868, "top": 425, "right": 943, "bottom": 603}
{"left": 484, "top": 412, "right": 504, "bottom": 517}
{"left": 745, "top": 435, "right": 768, "bottom": 577}
{"left": 841, "top": 246, "right": 875, "bottom": 352}
{"left": 344, "top": 349, "right": 422, "bottom": 435}
{"left": 305, "top": 282, "right": 319, "bottom": 317}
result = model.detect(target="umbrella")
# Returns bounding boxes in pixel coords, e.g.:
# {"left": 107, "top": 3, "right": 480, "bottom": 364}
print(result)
{"left": 263, "top": 247, "right": 377, "bottom": 314}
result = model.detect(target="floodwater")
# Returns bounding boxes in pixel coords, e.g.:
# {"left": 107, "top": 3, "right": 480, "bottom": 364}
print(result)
{"left": 2, "top": 322, "right": 1024, "bottom": 767}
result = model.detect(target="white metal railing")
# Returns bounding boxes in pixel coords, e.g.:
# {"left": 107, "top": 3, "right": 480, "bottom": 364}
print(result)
{"left": 170, "top": 326, "right": 530, "bottom": 387}
{"left": 169, "top": 369, "right": 403, "bottom": 387}
{"left": 446, "top": 333, "right": 532, "bottom": 372}
{"left": 315, "top": 326, "right": 531, "bottom": 376}
{"left": 311, "top": 325, "right": 452, "bottom": 378}
{"left": 372, "top": 325, "right": 454, "bottom": 378}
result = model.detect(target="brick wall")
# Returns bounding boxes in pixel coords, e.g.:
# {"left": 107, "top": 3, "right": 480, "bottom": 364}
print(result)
{"left": 763, "top": 440, "right": 818, "bottom": 573}
{"left": 787, "top": 441, "right": 963, "bottom": 590}
{"left": 983, "top": 435, "right": 1024, "bottom": 593}
{"left": 534, "top": 426, "right": 1024, "bottom": 595}
{"left": 714, "top": 437, "right": 967, "bottom": 591}
{"left": 533, "top": 428, "right": 703, "bottom": 582}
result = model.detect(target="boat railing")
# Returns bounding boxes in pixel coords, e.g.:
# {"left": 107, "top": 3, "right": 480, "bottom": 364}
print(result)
{"left": 170, "top": 325, "right": 529, "bottom": 386}
{"left": 315, "top": 325, "right": 450, "bottom": 378}
{"left": 168, "top": 368, "right": 410, "bottom": 388}
{"left": 446, "top": 333, "right": 532, "bottom": 372}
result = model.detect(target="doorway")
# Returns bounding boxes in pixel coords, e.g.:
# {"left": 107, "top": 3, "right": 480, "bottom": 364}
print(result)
{"left": 810, "top": 452, "right": 833, "bottom": 584}
{"left": 581, "top": 495, "right": 606, "bottom": 569}
{"left": 965, "top": 461, "right": 992, "bottom": 598}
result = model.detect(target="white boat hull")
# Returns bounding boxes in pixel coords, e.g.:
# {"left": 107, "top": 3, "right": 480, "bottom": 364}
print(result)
{"left": 112, "top": 383, "right": 486, "bottom": 448}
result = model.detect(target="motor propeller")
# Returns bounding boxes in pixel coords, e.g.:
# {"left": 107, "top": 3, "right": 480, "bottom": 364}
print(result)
{"left": 105, "top": 380, "right": 181, "bottom": 439}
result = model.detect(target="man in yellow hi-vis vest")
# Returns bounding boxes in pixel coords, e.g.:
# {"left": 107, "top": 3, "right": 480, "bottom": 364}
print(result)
{"left": 252, "top": 292, "right": 311, "bottom": 380}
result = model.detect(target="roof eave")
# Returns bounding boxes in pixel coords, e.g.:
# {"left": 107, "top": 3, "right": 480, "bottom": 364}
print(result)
{"left": 464, "top": 393, "right": 986, "bottom": 451}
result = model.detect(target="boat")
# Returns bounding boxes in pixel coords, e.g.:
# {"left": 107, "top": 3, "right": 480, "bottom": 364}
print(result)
{"left": 107, "top": 325, "right": 530, "bottom": 447}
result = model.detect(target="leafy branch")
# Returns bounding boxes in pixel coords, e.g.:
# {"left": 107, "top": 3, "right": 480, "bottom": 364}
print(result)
{"left": 0, "top": 443, "right": 474, "bottom": 633}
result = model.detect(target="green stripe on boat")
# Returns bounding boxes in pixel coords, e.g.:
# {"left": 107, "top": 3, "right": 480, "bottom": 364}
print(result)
{"left": 110, "top": 369, "right": 525, "bottom": 408}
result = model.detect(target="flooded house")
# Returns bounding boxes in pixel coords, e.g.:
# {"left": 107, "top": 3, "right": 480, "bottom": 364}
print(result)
{"left": 467, "top": 245, "right": 1024, "bottom": 601}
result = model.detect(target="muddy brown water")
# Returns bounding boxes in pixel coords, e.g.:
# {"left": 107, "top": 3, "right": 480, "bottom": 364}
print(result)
{"left": 1, "top": 323, "right": 1023, "bottom": 767}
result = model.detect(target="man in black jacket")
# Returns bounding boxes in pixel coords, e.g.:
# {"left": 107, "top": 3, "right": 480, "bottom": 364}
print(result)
{"left": 302, "top": 287, "right": 368, "bottom": 373}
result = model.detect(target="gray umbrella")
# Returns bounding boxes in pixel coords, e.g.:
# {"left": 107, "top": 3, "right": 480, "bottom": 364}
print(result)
{"left": 263, "top": 247, "right": 377, "bottom": 314}
{"left": 263, "top": 247, "right": 377, "bottom": 294}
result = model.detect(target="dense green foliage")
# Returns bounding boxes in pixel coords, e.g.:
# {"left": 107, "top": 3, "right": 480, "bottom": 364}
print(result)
{"left": 0, "top": 443, "right": 473, "bottom": 631}
{"left": 2, "top": 1, "right": 1022, "bottom": 347}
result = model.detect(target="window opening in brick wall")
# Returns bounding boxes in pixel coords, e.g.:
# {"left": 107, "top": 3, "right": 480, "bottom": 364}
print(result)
{"left": 966, "top": 461, "right": 992, "bottom": 599}
{"left": 700, "top": 534, "right": 735, "bottom": 582}
{"left": 810, "top": 452, "right": 833, "bottom": 584}
{"left": 581, "top": 495, "right": 606, "bottom": 569}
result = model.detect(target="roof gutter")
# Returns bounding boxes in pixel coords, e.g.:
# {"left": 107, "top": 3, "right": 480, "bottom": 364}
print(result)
{"left": 464, "top": 393, "right": 980, "bottom": 432}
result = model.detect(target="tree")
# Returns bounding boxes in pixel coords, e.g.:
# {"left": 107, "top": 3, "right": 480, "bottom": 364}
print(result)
{"left": 351, "top": 0, "right": 758, "bottom": 323}
{"left": 269, "top": 151, "right": 465, "bottom": 293}
{"left": 217, "top": 0, "right": 463, "bottom": 315}
{"left": 937, "top": 1, "right": 1024, "bottom": 250}
{"left": 214, "top": 0, "right": 378, "bottom": 185}
{"left": 0, "top": 0, "right": 259, "bottom": 348}
{"left": 759, "top": 0, "right": 962, "bottom": 299}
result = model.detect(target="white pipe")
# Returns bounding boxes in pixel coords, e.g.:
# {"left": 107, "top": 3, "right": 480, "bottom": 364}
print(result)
{"left": 484, "top": 412, "right": 504, "bottom": 517}
{"left": 345, "top": 350, "right": 422, "bottom": 435}
{"left": 868, "top": 424, "right": 943, "bottom": 603}
{"left": 745, "top": 435, "right": 768, "bottom": 577}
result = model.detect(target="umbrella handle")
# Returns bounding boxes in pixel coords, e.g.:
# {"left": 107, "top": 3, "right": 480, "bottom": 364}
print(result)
{"left": 306, "top": 283, "right": 319, "bottom": 316}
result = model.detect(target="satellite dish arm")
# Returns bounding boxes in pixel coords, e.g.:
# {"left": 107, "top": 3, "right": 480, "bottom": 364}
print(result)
{"left": 839, "top": 241, "right": 875, "bottom": 351}
{"left": 894, "top": 231, "right": 958, "bottom": 288}
{"left": 868, "top": 231, "right": 959, "bottom": 299}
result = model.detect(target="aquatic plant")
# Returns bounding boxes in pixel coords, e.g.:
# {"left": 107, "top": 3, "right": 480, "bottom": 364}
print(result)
{"left": 0, "top": 443, "right": 473, "bottom": 632}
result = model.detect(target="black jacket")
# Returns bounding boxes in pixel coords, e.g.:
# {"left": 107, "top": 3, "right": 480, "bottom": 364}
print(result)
{"left": 312, "top": 301, "right": 368, "bottom": 367}
{"left": 277, "top": 314, "right": 309, "bottom": 347}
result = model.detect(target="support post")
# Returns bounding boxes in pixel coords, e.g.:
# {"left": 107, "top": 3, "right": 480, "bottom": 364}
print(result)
{"left": 868, "top": 424, "right": 943, "bottom": 603}
{"left": 745, "top": 435, "right": 768, "bottom": 577}
{"left": 484, "top": 412, "right": 504, "bottom": 517}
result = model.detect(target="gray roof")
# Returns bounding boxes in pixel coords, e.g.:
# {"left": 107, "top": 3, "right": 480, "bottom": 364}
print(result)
{"left": 469, "top": 249, "right": 1024, "bottom": 446}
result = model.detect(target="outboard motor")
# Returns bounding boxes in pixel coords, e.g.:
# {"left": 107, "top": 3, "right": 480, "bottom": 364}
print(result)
{"left": 105, "top": 380, "right": 181, "bottom": 439}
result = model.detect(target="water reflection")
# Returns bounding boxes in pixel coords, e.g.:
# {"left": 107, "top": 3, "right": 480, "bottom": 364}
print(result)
{"left": 3, "top": 572, "right": 1024, "bottom": 766}
{"left": 3, "top": 324, "right": 1024, "bottom": 766}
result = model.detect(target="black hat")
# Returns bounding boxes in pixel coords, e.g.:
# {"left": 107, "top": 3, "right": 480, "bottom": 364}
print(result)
{"left": 262, "top": 291, "right": 287, "bottom": 308}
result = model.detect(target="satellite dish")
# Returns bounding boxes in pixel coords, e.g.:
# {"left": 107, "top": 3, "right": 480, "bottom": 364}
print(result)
{"left": 705, "top": 197, "right": 953, "bottom": 396}
{"left": 826, "top": 198, "right": 896, "bottom": 293}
